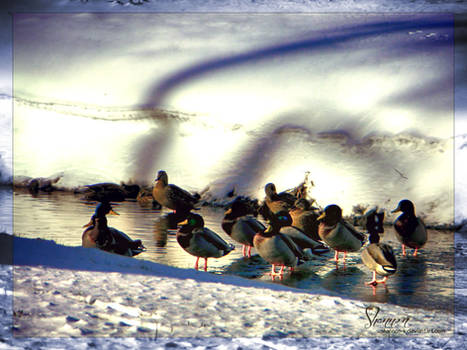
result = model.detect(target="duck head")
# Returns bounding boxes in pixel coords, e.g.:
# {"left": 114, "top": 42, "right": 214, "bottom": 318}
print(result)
{"left": 179, "top": 213, "right": 204, "bottom": 233}
{"left": 274, "top": 211, "right": 293, "bottom": 227}
{"left": 262, "top": 210, "right": 292, "bottom": 236}
{"left": 224, "top": 199, "right": 250, "bottom": 219}
{"left": 95, "top": 201, "right": 119, "bottom": 217}
{"left": 83, "top": 202, "right": 119, "bottom": 228}
{"left": 317, "top": 204, "right": 342, "bottom": 225}
{"left": 391, "top": 199, "right": 415, "bottom": 215}
{"left": 264, "top": 183, "right": 277, "bottom": 199}
{"left": 155, "top": 170, "right": 169, "bottom": 185}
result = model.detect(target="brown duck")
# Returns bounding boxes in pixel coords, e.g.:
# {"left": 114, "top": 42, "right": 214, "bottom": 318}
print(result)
{"left": 152, "top": 170, "right": 199, "bottom": 215}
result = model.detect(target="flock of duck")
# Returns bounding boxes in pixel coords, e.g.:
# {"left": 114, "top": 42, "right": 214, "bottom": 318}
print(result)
{"left": 81, "top": 170, "right": 428, "bottom": 288}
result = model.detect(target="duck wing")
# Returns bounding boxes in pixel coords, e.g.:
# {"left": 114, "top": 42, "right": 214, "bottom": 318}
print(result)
{"left": 226, "top": 216, "right": 265, "bottom": 245}
{"left": 280, "top": 226, "right": 320, "bottom": 249}
{"left": 277, "top": 191, "right": 297, "bottom": 206}
{"left": 108, "top": 228, "right": 145, "bottom": 256}
{"left": 199, "top": 227, "right": 234, "bottom": 253}
{"left": 281, "top": 226, "right": 329, "bottom": 255}
{"left": 277, "top": 232, "right": 308, "bottom": 261}
{"left": 367, "top": 243, "right": 397, "bottom": 268}
{"left": 242, "top": 216, "right": 266, "bottom": 232}
{"left": 167, "top": 184, "right": 199, "bottom": 206}
{"left": 291, "top": 211, "right": 320, "bottom": 241}
{"left": 84, "top": 183, "right": 127, "bottom": 202}
{"left": 341, "top": 220, "right": 366, "bottom": 242}
{"left": 394, "top": 215, "right": 419, "bottom": 237}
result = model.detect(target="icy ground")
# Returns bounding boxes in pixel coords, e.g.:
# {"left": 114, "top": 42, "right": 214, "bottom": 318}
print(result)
{"left": 0, "top": 232, "right": 464, "bottom": 349}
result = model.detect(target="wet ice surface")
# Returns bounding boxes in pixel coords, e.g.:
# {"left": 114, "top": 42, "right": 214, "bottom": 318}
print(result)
{"left": 11, "top": 190, "right": 454, "bottom": 313}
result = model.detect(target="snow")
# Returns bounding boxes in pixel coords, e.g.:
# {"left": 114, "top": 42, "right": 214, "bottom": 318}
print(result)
{"left": 0, "top": 232, "right": 462, "bottom": 348}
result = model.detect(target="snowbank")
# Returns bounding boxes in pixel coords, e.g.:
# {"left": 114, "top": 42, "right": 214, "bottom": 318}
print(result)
{"left": 5, "top": 234, "right": 453, "bottom": 339}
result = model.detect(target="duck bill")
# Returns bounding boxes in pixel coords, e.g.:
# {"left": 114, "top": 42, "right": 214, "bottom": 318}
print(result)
{"left": 109, "top": 209, "right": 120, "bottom": 216}
{"left": 224, "top": 208, "right": 232, "bottom": 215}
{"left": 391, "top": 205, "right": 401, "bottom": 213}
{"left": 317, "top": 212, "right": 326, "bottom": 220}
{"left": 179, "top": 219, "right": 188, "bottom": 225}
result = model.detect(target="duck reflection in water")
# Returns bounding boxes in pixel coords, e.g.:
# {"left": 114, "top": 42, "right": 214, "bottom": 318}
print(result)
{"left": 321, "top": 265, "right": 365, "bottom": 295}
{"left": 153, "top": 211, "right": 187, "bottom": 247}
{"left": 393, "top": 255, "right": 428, "bottom": 297}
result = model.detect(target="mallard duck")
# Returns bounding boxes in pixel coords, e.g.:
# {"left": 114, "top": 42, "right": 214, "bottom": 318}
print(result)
{"left": 361, "top": 243, "right": 397, "bottom": 286}
{"left": 363, "top": 206, "right": 385, "bottom": 244}
{"left": 80, "top": 183, "right": 127, "bottom": 202}
{"left": 253, "top": 211, "right": 309, "bottom": 277}
{"left": 20, "top": 175, "right": 62, "bottom": 194}
{"left": 136, "top": 186, "right": 162, "bottom": 209}
{"left": 278, "top": 210, "right": 329, "bottom": 255}
{"left": 82, "top": 202, "right": 145, "bottom": 257}
{"left": 391, "top": 199, "right": 427, "bottom": 256}
{"left": 152, "top": 170, "right": 199, "bottom": 215}
{"left": 259, "top": 183, "right": 298, "bottom": 221}
{"left": 318, "top": 204, "right": 365, "bottom": 264}
{"left": 222, "top": 198, "right": 265, "bottom": 258}
{"left": 177, "top": 213, "right": 234, "bottom": 271}
{"left": 289, "top": 198, "right": 321, "bottom": 242}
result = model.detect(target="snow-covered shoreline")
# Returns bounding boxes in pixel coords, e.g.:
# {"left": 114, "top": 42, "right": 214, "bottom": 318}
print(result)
{"left": 0, "top": 233, "right": 459, "bottom": 346}
{"left": 0, "top": 225, "right": 464, "bottom": 348}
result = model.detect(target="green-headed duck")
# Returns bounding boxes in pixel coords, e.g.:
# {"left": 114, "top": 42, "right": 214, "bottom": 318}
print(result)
{"left": 82, "top": 202, "right": 145, "bottom": 257}
{"left": 391, "top": 199, "right": 427, "bottom": 256}
{"left": 318, "top": 204, "right": 365, "bottom": 265}
{"left": 177, "top": 213, "right": 234, "bottom": 271}
{"left": 253, "top": 211, "right": 309, "bottom": 277}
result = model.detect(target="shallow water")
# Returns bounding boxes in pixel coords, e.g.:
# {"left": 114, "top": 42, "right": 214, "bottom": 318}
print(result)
{"left": 9, "top": 189, "right": 454, "bottom": 314}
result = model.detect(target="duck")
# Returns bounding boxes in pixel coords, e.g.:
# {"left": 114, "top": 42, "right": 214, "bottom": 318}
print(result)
{"left": 80, "top": 183, "right": 127, "bottom": 202}
{"left": 82, "top": 202, "right": 145, "bottom": 257}
{"left": 14, "top": 175, "right": 62, "bottom": 194}
{"left": 136, "top": 186, "right": 162, "bottom": 209}
{"left": 177, "top": 213, "right": 235, "bottom": 271}
{"left": 289, "top": 198, "right": 321, "bottom": 242}
{"left": 391, "top": 199, "right": 427, "bottom": 256}
{"left": 152, "top": 170, "right": 199, "bottom": 216}
{"left": 222, "top": 198, "right": 266, "bottom": 258}
{"left": 363, "top": 206, "right": 385, "bottom": 244}
{"left": 317, "top": 204, "right": 365, "bottom": 265}
{"left": 259, "top": 182, "right": 297, "bottom": 221}
{"left": 278, "top": 210, "right": 329, "bottom": 255}
{"left": 253, "top": 211, "right": 309, "bottom": 277}
{"left": 361, "top": 243, "right": 397, "bottom": 286}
